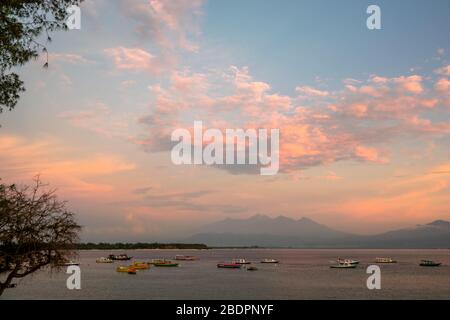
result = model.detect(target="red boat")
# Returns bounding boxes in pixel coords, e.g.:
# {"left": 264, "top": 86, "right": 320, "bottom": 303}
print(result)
{"left": 217, "top": 263, "right": 242, "bottom": 269}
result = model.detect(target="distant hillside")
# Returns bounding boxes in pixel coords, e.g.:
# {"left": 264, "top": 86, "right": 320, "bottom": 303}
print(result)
{"left": 187, "top": 214, "right": 352, "bottom": 247}
{"left": 186, "top": 215, "right": 450, "bottom": 248}
{"left": 76, "top": 242, "right": 208, "bottom": 250}
{"left": 360, "top": 220, "right": 450, "bottom": 248}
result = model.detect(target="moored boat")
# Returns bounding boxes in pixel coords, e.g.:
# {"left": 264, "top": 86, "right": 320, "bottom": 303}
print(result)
{"left": 337, "top": 258, "right": 359, "bottom": 265}
{"left": 247, "top": 266, "right": 258, "bottom": 271}
{"left": 131, "top": 262, "right": 150, "bottom": 269}
{"left": 419, "top": 260, "right": 441, "bottom": 267}
{"left": 375, "top": 257, "right": 397, "bottom": 263}
{"left": 232, "top": 258, "right": 251, "bottom": 264}
{"left": 217, "top": 263, "right": 242, "bottom": 269}
{"left": 153, "top": 260, "right": 179, "bottom": 267}
{"left": 260, "top": 258, "right": 279, "bottom": 264}
{"left": 175, "top": 255, "right": 198, "bottom": 261}
{"left": 96, "top": 257, "right": 113, "bottom": 263}
{"left": 330, "top": 262, "right": 357, "bottom": 269}
{"left": 108, "top": 254, "right": 132, "bottom": 261}
{"left": 116, "top": 266, "right": 137, "bottom": 274}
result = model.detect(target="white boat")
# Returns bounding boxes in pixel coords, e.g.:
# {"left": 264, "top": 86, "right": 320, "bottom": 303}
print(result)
{"left": 330, "top": 262, "right": 357, "bottom": 269}
{"left": 337, "top": 258, "right": 359, "bottom": 265}
{"left": 260, "top": 258, "right": 279, "bottom": 263}
{"left": 375, "top": 257, "right": 396, "bottom": 263}
{"left": 96, "top": 257, "right": 113, "bottom": 263}
{"left": 232, "top": 258, "right": 251, "bottom": 264}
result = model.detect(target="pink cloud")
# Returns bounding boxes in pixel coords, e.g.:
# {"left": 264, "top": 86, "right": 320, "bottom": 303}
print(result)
{"left": 104, "top": 47, "right": 163, "bottom": 74}
{"left": 393, "top": 75, "right": 424, "bottom": 94}
{"left": 354, "top": 145, "right": 388, "bottom": 164}
{"left": 435, "top": 65, "right": 450, "bottom": 76}
{"left": 435, "top": 78, "right": 450, "bottom": 93}
{"left": 296, "top": 86, "right": 329, "bottom": 97}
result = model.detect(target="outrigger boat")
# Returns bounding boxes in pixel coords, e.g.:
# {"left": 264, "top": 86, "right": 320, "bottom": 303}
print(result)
{"left": 217, "top": 263, "right": 242, "bottom": 269}
{"left": 116, "top": 266, "right": 137, "bottom": 274}
{"left": 175, "top": 255, "right": 198, "bottom": 261}
{"left": 108, "top": 254, "right": 132, "bottom": 261}
{"left": 153, "top": 260, "right": 179, "bottom": 267}
{"left": 375, "top": 257, "right": 397, "bottom": 263}
{"left": 232, "top": 258, "right": 251, "bottom": 265}
{"left": 261, "top": 258, "right": 279, "bottom": 264}
{"left": 96, "top": 257, "right": 113, "bottom": 263}
{"left": 419, "top": 260, "right": 441, "bottom": 267}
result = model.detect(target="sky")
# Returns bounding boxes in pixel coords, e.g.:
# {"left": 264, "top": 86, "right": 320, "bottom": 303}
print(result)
{"left": 1, "top": 0, "right": 450, "bottom": 241}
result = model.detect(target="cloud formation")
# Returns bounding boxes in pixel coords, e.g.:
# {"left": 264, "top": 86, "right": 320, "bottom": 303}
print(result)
{"left": 134, "top": 64, "right": 450, "bottom": 174}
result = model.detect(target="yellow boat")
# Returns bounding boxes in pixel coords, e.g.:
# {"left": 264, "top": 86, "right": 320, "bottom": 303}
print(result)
{"left": 116, "top": 266, "right": 137, "bottom": 274}
{"left": 131, "top": 262, "right": 150, "bottom": 269}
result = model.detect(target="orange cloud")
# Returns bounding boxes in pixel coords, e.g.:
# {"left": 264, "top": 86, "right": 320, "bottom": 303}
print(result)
{"left": 104, "top": 47, "right": 164, "bottom": 74}
{"left": 0, "top": 134, "right": 136, "bottom": 198}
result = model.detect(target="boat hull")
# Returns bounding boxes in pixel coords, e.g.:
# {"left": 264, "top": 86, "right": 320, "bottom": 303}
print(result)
{"left": 116, "top": 267, "right": 137, "bottom": 274}
{"left": 330, "top": 265, "right": 357, "bottom": 269}
{"left": 175, "top": 256, "right": 198, "bottom": 261}
{"left": 420, "top": 263, "right": 441, "bottom": 267}
{"left": 153, "top": 263, "right": 179, "bottom": 267}
{"left": 217, "top": 263, "right": 241, "bottom": 269}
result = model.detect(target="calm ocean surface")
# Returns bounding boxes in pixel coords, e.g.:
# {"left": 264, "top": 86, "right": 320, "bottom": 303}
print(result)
{"left": 2, "top": 249, "right": 450, "bottom": 299}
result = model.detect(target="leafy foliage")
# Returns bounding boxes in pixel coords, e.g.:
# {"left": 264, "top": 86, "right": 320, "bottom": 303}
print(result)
{"left": 0, "top": 0, "right": 82, "bottom": 113}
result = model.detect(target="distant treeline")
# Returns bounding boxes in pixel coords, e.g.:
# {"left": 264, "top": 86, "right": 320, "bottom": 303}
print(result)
{"left": 75, "top": 242, "right": 208, "bottom": 250}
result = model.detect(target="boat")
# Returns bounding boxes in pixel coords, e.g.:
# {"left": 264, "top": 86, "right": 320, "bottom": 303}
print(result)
{"left": 375, "top": 257, "right": 397, "bottom": 263}
{"left": 337, "top": 258, "right": 359, "bottom": 265}
{"left": 175, "top": 255, "right": 198, "bottom": 261}
{"left": 153, "top": 260, "right": 179, "bottom": 267}
{"left": 127, "top": 268, "right": 137, "bottom": 274}
{"left": 260, "top": 258, "right": 279, "bottom": 264}
{"left": 108, "top": 254, "right": 132, "bottom": 261}
{"left": 116, "top": 266, "right": 137, "bottom": 274}
{"left": 330, "top": 262, "right": 357, "bottom": 269}
{"left": 217, "top": 263, "right": 242, "bottom": 269}
{"left": 149, "top": 259, "right": 166, "bottom": 264}
{"left": 131, "top": 262, "right": 150, "bottom": 269}
{"left": 247, "top": 266, "right": 258, "bottom": 271}
{"left": 419, "top": 260, "right": 441, "bottom": 267}
{"left": 232, "top": 258, "right": 251, "bottom": 265}
{"left": 96, "top": 257, "right": 113, "bottom": 263}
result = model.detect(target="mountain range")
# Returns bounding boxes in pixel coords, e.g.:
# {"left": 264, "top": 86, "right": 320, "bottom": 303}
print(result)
{"left": 186, "top": 215, "right": 450, "bottom": 248}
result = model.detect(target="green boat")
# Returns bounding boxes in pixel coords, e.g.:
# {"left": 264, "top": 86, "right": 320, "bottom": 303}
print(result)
{"left": 420, "top": 260, "right": 441, "bottom": 267}
{"left": 153, "top": 261, "right": 179, "bottom": 267}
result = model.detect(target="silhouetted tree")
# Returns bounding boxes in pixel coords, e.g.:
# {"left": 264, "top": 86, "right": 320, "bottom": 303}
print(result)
{"left": 0, "top": 177, "right": 81, "bottom": 296}
{"left": 0, "top": 0, "right": 82, "bottom": 113}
